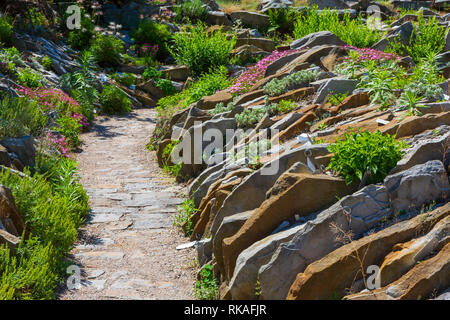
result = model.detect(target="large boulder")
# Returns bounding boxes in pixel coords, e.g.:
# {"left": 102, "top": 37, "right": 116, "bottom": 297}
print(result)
{"left": 290, "top": 31, "right": 346, "bottom": 50}
{"left": 314, "top": 78, "right": 359, "bottom": 104}
{"left": 306, "top": 0, "right": 349, "bottom": 9}
{"left": 376, "top": 215, "right": 450, "bottom": 287}
{"left": 229, "top": 222, "right": 303, "bottom": 299}
{"left": 1, "top": 136, "right": 36, "bottom": 168}
{"left": 345, "top": 241, "right": 450, "bottom": 300}
{"left": 221, "top": 172, "right": 355, "bottom": 280}
{"left": 256, "top": 184, "right": 391, "bottom": 299}
{"left": 384, "top": 160, "right": 450, "bottom": 214}
{"left": 287, "top": 202, "right": 450, "bottom": 300}
{"left": 229, "top": 11, "right": 271, "bottom": 30}
{"left": 0, "top": 186, "right": 25, "bottom": 249}
{"left": 207, "top": 11, "right": 232, "bottom": 26}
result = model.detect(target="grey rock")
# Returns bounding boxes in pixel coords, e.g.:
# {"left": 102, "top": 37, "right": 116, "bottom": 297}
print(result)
{"left": 384, "top": 160, "right": 450, "bottom": 214}
{"left": 0, "top": 136, "right": 36, "bottom": 168}
{"left": 257, "top": 184, "right": 391, "bottom": 300}
{"left": 264, "top": 51, "right": 304, "bottom": 77}
{"left": 207, "top": 11, "right": 232, "bottom": 26}
{"left": 230, "top": 11, "right": 271, "bottom": 30}
{"left": 290, "top": 31, "right": 346, "bottom": 50}
{"left": 270, "top": 112, "right": 303, "bottom": 131}
{"left": 314, "top": 78, "right": 358, "bottom": 103}
{"left": 307, "top": 0, "right": 349, "bottom": 9}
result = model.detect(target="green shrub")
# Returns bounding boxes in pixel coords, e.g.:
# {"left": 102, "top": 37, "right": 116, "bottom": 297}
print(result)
{"left": 17, "top": 68, "right": 44, "bottom": 88}
{"left": 293, "top": 6, "right": 383, "bottom": 48}
{"left": 235, "top": 107, "right": 268, "bottom": 127}
{"left": 100, "top": 85, "right": 132, "bottom": 114}
{"left": 194, "top": 264, "right": 218, "bottom": 300}
{"left": 328, "top": 93, "right": 347, "bottom": 106}
{"left": 91, "top": 34, "right": 124, "bottom": 66}
{"left": 170, "top": 22, "right": 236, "bottom": 76}
{"left": 263, "top": 69, "right": 319, "bottom": 97}
{"left": 155, "top": 78, "right": 176, "bottom": 95}
{"left": 54, "top": 116, "right": 82, "bottom": 150}
{"left": 327, "top": 130, "right": 406, "bottom": 185}
{"left": 275, "top": 99, "right": 297, "bottom": 113}
{"left": 68, "top": 16, "right": 95, "bottom": 50}
{"left": 268, "top": 7, "right": 300, "bottom": 34}
{"left": 157, "top": 67, "right": 230, "bottom": 120}
{"left": 41, "top": 56, "right": 53, "bottom": 70}
{"left": 131, "top": 19, "right": 172, "bottom": 60}
{"left": 174, "top": 199, "right": 198, "bottom": 236}
{"left": 0, "top": 15, "right": 13, "bottom": 46}
{"left": 110, "top": 72, "right": 136, "bottom": 87}
{"left": 0, "top": 155, "right": 89, "bottom": 299}
{"left": 208, "top": 102, "right": 233, "bottom": 115}
{"left": 174, "top": 0, "right": 208, "bottom": 23}
{"left": 0, "top": 96, "right": 47, "bottom": 140}
{"left": 142, "top": 67, "right": 163, "bottom": 81}
{"left": 388, "top": 13, "right": 446, "bottom": 63}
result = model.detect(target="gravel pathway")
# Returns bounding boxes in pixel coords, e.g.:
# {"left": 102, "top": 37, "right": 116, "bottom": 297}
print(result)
{"left": 58, "top": 108, "right": 196, "bottom": 300}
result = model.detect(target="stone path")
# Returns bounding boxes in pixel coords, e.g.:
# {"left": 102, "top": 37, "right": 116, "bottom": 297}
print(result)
{"left": 58, "top": 108, "right": 196, "bottom": 300}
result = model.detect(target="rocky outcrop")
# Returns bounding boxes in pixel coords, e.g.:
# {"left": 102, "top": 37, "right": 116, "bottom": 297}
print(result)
{"left": 0, "top": 186, "right": 25, "bottom": 250}
{"left": 287, "top": 202, "right": 450, "bottom": 300}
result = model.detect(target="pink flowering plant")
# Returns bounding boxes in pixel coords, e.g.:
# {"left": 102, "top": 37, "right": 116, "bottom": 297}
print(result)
{"left": 17, "top": 86, "right": 81, "bottom": 116}
{"left": 71, "top": 112, "right": 89, "bottom": 131}
{"left": 228, "top": 50, "right": 298, "bottom": 95}
{"left": 137, "top": 43, "right": 159, "bottom": 66}
{"left": 335, "top": 46, "right": 400, "bottom": 78}
{"left": 39, "top": 132, "right": 70, "bottom": 158}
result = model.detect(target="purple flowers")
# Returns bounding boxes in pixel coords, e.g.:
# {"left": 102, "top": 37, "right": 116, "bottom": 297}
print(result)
{"left": 17, "top": 86, "right": 80, "bottom": 111}
{"left": 40, "top": 132, "right": 70, "bottom": 158}
{"left": 342, "top": 45, "right": 400, "bottom": 63}
{"left": 138, "top": 43, "right": 159, "bottom": 57}
{"left": 71, "top": 112, "right": 89, "bottom": 129}
{"left": 228, "top": 50, "right": 298, "bottom": 95}
{"left": 0, "top": 62, "right": 8, "bottom": 74}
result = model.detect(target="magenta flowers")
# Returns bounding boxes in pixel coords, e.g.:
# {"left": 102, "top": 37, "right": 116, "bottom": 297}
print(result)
{"left": 71, "top": 112, "right": 89, "bottom": 129}
{"left": 41, "top": 132, "right": 70, "bottom": 158}
{"left": 342, "top": 45, "right": 400, "bottom": 63}
{"left": 228, "top": 50, "right": 298, "bottom": 95}
{"left": 17, "top": 86, "right": 80, "bottom": 112}
{"left": 138, "top": 43, "right": 159, "bottom": 57}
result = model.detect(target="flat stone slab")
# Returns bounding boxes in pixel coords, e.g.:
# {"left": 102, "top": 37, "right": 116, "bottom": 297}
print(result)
{"left": 87, "top": 213, "right": 123, "bottom": 223}
{"left": 74, "top": 251, "right": 125, "bottom": 260}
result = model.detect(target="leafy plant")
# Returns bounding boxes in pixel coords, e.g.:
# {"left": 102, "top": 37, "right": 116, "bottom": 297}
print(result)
{"left": 54, "top": 116, "right": 82, "bottom": 150}
{"left": 275, "top": 99, "right": 297, "bottom": 113}
{"left": 293, "top": 6, "right": 383, "bottom": 48}
{"left": 142, "top": 67, "right": 164, "bottom": 81}
{"left": 170, "top": 22, "right": 236, "bottom": 76}
{"left": 328, "top": 93, "right": 347, "bottom": 106}
{"left": 155, "top": 78, "right": 176, "bottom": 95}
{"left": 387, "top": 13, "right": 446, "bottom": 63}
{"left": 157, "top": 67, "right": 230, "bottom": 120}
{"left": 110, "top": 72, "right": 136, "bottom": 87}
{"left": 41, "top": 56, "right": 53, "bottom": 70}
{"left": 208, "top": 102, "right": 233, "bottom": 115}
{"left": 90, "top": 34, "right": 124, "bottom": 66}
{"left": 194, "top": 263, "right": 218, "bottom": 300}
{"left": 174, "top": 199, "right": 198, "bottom": 237}
{"left": 235, "top": 107, "right": 268, "bottom": 127}
{"left": 17, "top": 68, "right": 44, "bottom": 88}
{"left": 0, "top": 15, "right": 13, "bottom": 46}
{"left": 263, "top": 69, "right": 319, "bottom": 97}
{"left": 68, "top": 15, "right": 95, "bottom": 50}
{"left": 0, "top": 154, "right": 89, "bottom": 299}
{"left": 99, "top": 85, "right": 132, "bottom": 114}
{"left": 131, "top": 19, "right": 172, "bottom": 60}
{"left": 174, "top": 0, "right": 208, "bottom": 23}
{"left": 397, "top": 89, "right": 428, "bottom": 116}
{"left": 268, "top": 7, "right": 300, "bottom": 34}
{"left": 0, "top": 96, "right": 47, "bottom": 140}
{"left": 327, "top": 130, "right": 406, "bottom": 185}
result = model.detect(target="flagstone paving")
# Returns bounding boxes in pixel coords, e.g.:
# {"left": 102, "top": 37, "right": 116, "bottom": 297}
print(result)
{"left": 58, "top": 108, "right": 196, "bottom": 300}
